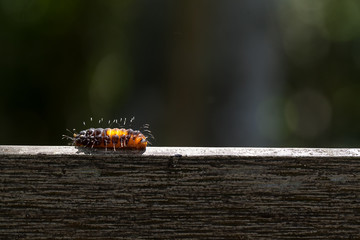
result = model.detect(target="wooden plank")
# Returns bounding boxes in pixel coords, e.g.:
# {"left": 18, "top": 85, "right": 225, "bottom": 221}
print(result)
{"left": 2, "top": 145, "right": 360, "bottom": 157}
{"left": 0, "top": 146, "right": 359, "bottom": 239}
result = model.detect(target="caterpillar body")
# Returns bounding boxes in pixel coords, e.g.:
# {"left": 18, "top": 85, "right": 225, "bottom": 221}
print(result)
{"left": 63, "top": 117, "right": 152, "bottom": 151}
{"left": 72, "top": 127, "right": 148, "bottom": 150}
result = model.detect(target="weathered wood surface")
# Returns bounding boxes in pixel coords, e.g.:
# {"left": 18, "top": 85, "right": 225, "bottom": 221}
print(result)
{"left": 1, "top": 146, "right": 360, "bottom": 239}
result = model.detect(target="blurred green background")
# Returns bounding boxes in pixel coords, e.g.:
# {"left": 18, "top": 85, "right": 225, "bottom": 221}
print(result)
{"left": 1, "top": 0, "right": 360, "bottom": 147}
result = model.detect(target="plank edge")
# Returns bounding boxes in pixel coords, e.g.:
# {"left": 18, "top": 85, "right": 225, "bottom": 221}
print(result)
{"left": 1, "top": 145, "right": 360, "bottom": 158}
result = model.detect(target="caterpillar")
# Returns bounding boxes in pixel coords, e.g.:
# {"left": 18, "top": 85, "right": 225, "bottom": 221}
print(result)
{"left": 63, "top": 118, "right": 152, "bottom": 151}
{"left": 73, "top": 127, "right": 147, "bottom": 150}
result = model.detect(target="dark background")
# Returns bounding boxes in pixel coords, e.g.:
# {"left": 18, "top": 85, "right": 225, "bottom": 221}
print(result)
{"left": 1, "top": 0, "right": 360, "bottom": 147}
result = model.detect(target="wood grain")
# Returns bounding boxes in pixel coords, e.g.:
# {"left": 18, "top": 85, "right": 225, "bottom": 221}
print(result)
{"left": 0, "top": 146, "right": 359, "bottom": 239}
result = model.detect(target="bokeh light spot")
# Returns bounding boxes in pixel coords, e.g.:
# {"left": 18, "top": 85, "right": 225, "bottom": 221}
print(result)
{"left": 89, "top": 54, "right": 130, "bottom": 116}
{"left": 285, "top": 89, "right": 332, "bottom": 139}
{"left": 323, "top": 0, "right": 360, "bottom": 42}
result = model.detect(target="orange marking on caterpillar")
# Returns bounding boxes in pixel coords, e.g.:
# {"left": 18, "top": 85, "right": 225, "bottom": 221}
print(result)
{"left": 72, "top": 127, "right": 148, "bottom": 150}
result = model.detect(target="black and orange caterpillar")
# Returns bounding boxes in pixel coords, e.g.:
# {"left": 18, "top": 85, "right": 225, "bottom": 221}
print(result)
{"left": 63, "top": 118, "right": 151, "bottom": 150}
{"left": 73, "top": 127, "right": 148, "bottom": 150}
